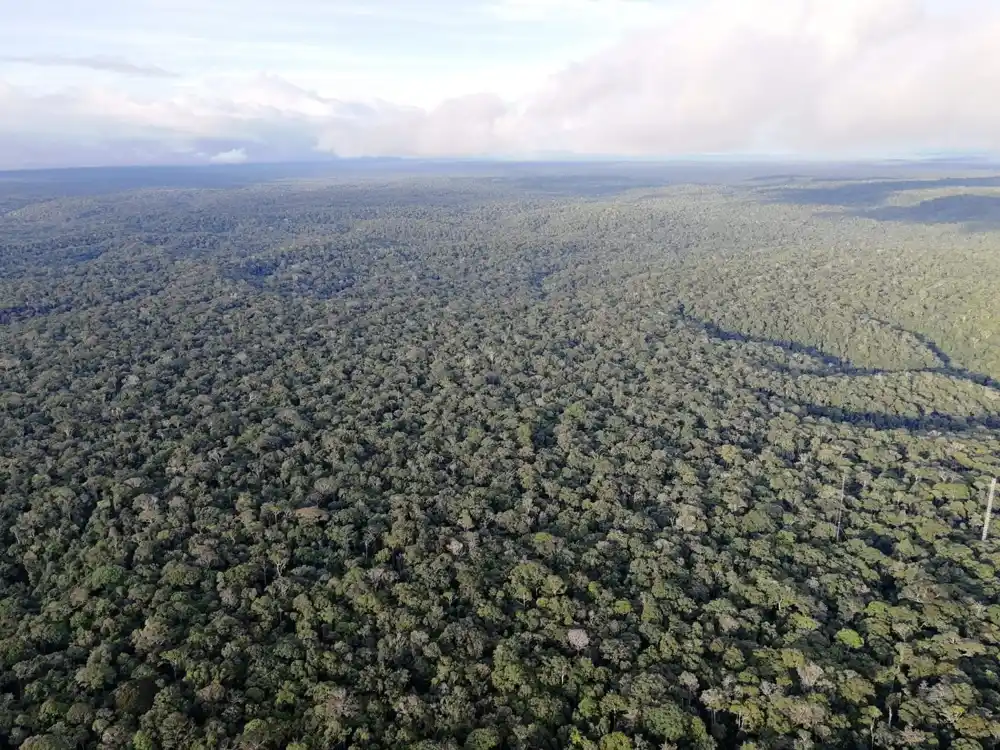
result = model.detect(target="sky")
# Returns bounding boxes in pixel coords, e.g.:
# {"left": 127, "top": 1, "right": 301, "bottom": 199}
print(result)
{"left": 0, "top": 0, "right": 997, "bottom": 169}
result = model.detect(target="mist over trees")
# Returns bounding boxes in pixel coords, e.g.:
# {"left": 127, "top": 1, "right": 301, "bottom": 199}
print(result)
{"left": 2, "top": 165, "right": 1000, "bottom": 749}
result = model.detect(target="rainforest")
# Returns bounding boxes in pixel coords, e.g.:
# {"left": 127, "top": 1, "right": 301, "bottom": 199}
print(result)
{"left": 2, "top": 161, "right": 1000, "bottom": 749}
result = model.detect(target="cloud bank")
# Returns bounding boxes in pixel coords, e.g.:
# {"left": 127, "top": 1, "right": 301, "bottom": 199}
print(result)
{"left": 208, "top": 147, "right": 249, "bottom": 164}
{"left": 1, "top": 0, "right": 998, "bottom": 168}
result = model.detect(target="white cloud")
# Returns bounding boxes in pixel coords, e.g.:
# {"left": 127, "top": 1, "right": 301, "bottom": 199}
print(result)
{"left": 487, "top": 0, "right": 675, "bottom": 26}
{"left": 1, "top": 0, "right": 999, "bottom": 168}
{"left": 209, "top": 147, "right": 248, "bottom": 164}
{"left": 0, "top": 54, "right": 177, "bottom": 78}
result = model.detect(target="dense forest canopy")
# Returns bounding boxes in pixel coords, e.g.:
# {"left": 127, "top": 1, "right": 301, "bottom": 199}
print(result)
{"left": 2, "top": 162, "right": 1000, "bottom": 749}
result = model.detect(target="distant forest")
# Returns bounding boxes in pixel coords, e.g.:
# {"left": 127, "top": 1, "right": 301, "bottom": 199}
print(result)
{"left": 2, "top": 162, "right": 1000, "bottom": 749}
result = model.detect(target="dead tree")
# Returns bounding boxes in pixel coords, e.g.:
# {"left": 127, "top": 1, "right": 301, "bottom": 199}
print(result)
{"left": 983, "top": 477, "right": 997, "bottom": 542}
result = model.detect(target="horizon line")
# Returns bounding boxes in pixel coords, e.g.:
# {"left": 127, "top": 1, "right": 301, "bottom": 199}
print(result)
{"left": 2, "top": 152, "right": 999, "bottom": 177}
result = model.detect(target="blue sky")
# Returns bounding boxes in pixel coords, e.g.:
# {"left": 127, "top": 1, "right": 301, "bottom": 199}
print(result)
{"left": 2, "top": 0, "right": 679, "bottom": 104}
{"left": 0, "top": 0, "right": 997, "bottom": 168}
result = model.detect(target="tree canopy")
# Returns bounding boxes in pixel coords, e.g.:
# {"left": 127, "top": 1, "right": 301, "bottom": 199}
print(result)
{"left": 2, "top": 166, "right": 1000, "bottom": 748}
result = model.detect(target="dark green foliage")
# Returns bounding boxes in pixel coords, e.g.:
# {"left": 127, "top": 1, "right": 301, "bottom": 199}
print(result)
{"left": 1, "top": 169, "right": 1000, "bottom": 749}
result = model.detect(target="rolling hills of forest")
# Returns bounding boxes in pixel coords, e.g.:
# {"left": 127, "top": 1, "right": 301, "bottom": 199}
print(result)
{"left": 2, "top": 163, "right": 1000, "bottom": 749}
